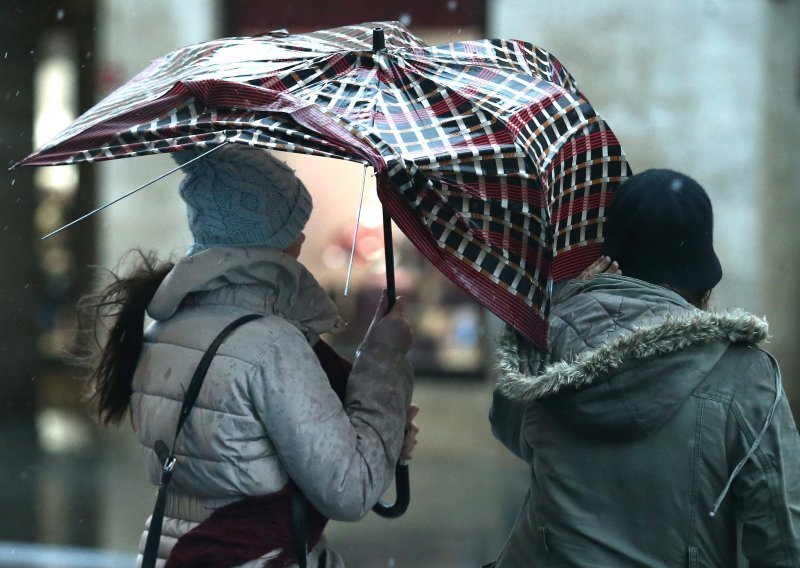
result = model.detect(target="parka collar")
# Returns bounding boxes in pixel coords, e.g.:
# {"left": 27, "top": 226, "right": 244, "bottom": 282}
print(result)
{"left": 496, "top": 278, "right": 769, "bottom": 402}
{"left": 148, "top": 246, "right": 345, "bottom": 340}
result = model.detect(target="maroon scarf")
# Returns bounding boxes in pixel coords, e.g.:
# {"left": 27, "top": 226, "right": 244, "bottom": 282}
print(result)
{"left": 165, "top": 339, "right": 352, "bottom": 568}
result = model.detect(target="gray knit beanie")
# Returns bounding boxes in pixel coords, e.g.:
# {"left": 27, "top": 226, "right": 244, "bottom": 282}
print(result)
{"left": 172, "top": 145, "right": 313, "bottom": 255}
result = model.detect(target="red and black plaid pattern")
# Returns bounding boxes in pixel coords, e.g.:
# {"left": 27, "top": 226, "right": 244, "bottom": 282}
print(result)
{"left": 19, "top": 21, "right": 629, "bottom": 349}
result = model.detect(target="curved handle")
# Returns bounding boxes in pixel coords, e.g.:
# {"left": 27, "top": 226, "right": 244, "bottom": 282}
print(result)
{"left": 372, "top": 462, "right": 410, "bottom": 518}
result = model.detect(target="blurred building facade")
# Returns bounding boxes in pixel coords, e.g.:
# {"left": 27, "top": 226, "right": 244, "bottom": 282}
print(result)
{"left": 1, "top": 0, "right": 99, "bottom": 546}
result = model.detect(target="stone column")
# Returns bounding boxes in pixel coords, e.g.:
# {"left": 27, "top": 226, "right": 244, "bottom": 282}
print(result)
{"left": 762, "top": 0, "right": 800, "bottom": 410}
{"left": 95, "top": 0, "right": 221, "bottom": 272}
{"left": 92, "top": 0, "right": 222, "bottom": 552}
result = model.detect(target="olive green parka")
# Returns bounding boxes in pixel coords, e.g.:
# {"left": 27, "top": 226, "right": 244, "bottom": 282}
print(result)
{"left": 490, "top": 275, "right": 800, "bottom": 567}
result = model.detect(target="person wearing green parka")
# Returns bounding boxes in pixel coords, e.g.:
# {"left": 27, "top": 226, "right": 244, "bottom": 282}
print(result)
{"left": 489, "top": 169, "right": 800, "bottom": 567}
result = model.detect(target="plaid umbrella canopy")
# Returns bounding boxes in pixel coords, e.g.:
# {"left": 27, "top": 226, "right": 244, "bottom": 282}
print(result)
{"left": 18, "top": 20, "right": 630, "bottom": 351}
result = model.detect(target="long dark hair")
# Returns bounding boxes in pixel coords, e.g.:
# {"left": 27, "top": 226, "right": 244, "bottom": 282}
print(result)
{"left": 80, "top": 251, "right": 174, "bottom": 426}
{"left": 684, "top": 289, "right": 712, "bottom": 310}
{"left": 664, "top": 286, "right": 712, "bottom": 310}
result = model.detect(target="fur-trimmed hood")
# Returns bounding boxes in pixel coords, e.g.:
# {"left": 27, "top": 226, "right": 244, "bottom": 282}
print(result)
{"left": 495, "top": 275, "right": 769, "bottom": 440}
{"left": 498, "top": 308, "right": 768, "bottom": 401}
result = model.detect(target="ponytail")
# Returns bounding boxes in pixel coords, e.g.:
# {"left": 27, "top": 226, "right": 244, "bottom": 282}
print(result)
{"left": 80, "top": 251, "right": 174, "bottom": 426}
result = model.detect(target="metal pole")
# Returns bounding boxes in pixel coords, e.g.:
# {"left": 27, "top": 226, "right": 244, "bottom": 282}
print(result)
{"left": 382, "top": 206, "right": 396, "bottom": 306}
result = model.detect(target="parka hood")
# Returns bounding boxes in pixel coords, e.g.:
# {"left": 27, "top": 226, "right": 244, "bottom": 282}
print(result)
{"left": 496, "top": 276, "right": 769, "bottom": 441}
{"left": 148, "top": 246, "right": 345, "bottom": 341}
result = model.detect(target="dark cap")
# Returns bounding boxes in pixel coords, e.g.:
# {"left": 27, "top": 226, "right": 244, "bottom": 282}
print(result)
{"left": 601, "top": 169, "right": 722, "bottom": 295}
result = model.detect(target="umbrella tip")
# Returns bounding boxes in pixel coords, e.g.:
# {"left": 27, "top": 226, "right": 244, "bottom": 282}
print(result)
{"left": 372, "top": 27, "right": 385, "bottom": 52}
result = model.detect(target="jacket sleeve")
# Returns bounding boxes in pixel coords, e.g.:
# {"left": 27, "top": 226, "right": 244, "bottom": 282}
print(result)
{"left": 251, "top": 325, "right": 413, "bottom": 522}
{"left": 489, "top": 388, "right": 534, "bottom": 462}
{"left": 490, "top": 326, "right": 540, "bottom": 462}
{"left": 730, "top": 351, "right": 800, "bottom": 567}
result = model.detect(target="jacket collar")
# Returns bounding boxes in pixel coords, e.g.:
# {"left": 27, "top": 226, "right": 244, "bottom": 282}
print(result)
{"left": 148, "top": 246, "right": 345, "bottom": 339}
{"left": 496, "top": 288, "right": 769, "bottom": 402}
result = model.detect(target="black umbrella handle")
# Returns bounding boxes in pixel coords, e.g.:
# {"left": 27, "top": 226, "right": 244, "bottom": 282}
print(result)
{"left": 373, "top": 462, "right": 410, "bottom": 518}
{"left": 371, "top": 205, "right": 411, "bottom": 519}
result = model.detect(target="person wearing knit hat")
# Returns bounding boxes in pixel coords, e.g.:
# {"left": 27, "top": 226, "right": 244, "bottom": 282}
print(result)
{"left": 490, "top": 168, "right": 800, "bottom": 566}
{"left": 80, "top": 143, "right": 419, "bottom": 567}
{"left": 172, "top": 144, "right": 313, "bottom": 255}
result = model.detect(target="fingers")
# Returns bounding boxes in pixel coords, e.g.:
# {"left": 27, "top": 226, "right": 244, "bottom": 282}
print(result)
{"left": 406, "top": 403, "right": 420, "bottom": 424}
{"left": 372, "top": 290, "right": 408, "bottom": 320}
{"left": 400, "top": 404, "right": 420, "bottom": 461}
{"left": 578, "top": 259, "right": 598, "bottom": 280}
{"left": 579, "top": 256, "right": 611, "bottom": 279}
{"left": 400, "top": 427, "right": 419, "bottom": 460}
{"left": 579, "top": 256, "right": 622, "bottom": 280}
{"left": 373, "top": 289, "right": 390, "bottom": 320}
{"left": 365, "top": 291, "right": 414, "bottom": 353}
{"left": 386, "top": 295, "right": 407, "bottom": 318}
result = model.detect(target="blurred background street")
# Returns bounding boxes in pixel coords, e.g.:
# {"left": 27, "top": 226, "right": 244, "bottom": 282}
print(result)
{"left": 1, "top": 0, "right": 799, "bottom": 566}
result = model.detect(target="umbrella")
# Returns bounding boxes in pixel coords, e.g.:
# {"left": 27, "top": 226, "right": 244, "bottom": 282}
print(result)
{"left": 15, "top": 20, "right": 630, "bottom": 518}
{"left": 16, "top": 20, "right": 630, "bottom": 352}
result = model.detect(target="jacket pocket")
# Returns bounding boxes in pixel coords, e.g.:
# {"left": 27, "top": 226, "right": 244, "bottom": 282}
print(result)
{"left": 538, "top": 525, "right": 550, "bottom": 553}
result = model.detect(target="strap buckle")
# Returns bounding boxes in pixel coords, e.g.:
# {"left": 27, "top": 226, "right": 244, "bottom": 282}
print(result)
{"left": 160, "top": 456, "right": 177, "bottom": 484}
{"left": 163, "top": 456, "right": 176, "bottom": 473}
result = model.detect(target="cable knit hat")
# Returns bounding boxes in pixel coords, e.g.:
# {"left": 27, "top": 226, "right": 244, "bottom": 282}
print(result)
{"left": 172, "top": 144, "right": 312, "bottom": 255}
{"left": 601, "top": 169, "right": 722, "bottom": 295}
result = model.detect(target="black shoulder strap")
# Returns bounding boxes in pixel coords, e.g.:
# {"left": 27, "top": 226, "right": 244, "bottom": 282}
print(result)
{"left": 174, "top": 313, "right": 263, "bottom": 438}
{"left": 142, "top": 313, "right": 263, "bottom": 568}
{"left": 291, "top": 486, "right": 308, "bottom": 568}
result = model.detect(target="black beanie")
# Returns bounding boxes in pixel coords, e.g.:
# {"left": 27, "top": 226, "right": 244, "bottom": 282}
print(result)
{"left": 601, "top": 169, "right": 722, "bottom": 295}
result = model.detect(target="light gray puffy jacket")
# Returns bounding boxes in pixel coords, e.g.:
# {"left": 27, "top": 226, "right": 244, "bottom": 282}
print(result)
{"left": 130, "top": 247, "right": 413, "bottom": 567}
{"left": 491, "top": 275, "right": 800, "bottom": 567}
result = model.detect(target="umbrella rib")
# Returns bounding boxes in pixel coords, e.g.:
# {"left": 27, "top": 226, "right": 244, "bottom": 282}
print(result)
{"left": 40, "top": 143, "right": 228, "bottom": 240}
{"left": 343, "top": 163, "right": 369, "bottom": 296}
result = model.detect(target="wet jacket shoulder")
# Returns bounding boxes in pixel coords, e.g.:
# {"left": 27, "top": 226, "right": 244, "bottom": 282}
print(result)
{"left": 130, "top": 247, "right": 413, "bottom": 565}
{"left": 490, "top": 275, "right": 800, "bottom": 567}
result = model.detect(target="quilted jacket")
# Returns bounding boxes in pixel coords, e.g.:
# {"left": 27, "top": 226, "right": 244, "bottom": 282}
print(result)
{"left": 490, "top": 275, "right": 800, "bottom": 567}
{"left": 130, "top": 247, "right": 413, "bottom": 567}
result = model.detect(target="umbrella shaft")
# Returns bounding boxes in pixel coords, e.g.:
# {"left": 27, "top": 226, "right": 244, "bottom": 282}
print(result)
{"left": 382, "top": 206, "right": 395, "bottom": 307}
